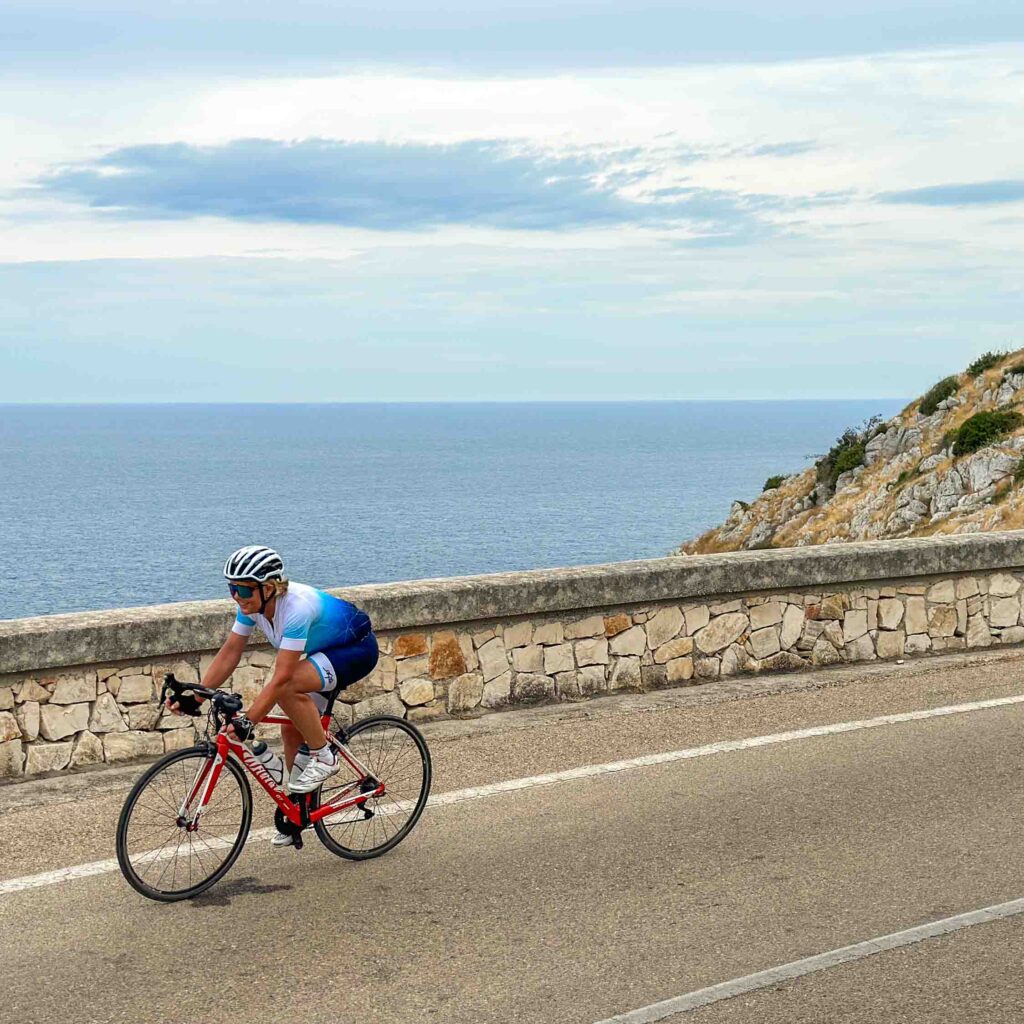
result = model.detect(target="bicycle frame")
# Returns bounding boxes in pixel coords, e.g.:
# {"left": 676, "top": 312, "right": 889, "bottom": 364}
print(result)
{"left": 180, "top": 712, "right": 385, "bottom": 830}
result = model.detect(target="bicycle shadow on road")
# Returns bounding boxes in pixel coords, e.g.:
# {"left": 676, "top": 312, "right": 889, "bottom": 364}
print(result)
{"left": 188, "top": 876, "right": 293, "bottom": 907}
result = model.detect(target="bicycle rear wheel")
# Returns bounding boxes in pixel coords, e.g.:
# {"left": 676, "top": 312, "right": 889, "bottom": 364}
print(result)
{"left": 314, "top": 715, "right": 431, "bottom": 860}
{"left": 116, "top": 748, "right": 252, "bottom": 902}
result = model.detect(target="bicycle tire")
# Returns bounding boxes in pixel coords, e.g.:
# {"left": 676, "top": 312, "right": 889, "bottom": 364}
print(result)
{"left": 116, "top": 747, "right": 252, "bottom": 902}
{"left": 313, "top": 715, "right": 431, "bottom": 860}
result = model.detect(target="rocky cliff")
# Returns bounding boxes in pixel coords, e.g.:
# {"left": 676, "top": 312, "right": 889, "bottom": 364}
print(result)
{"left": 680, "top": 349, "right": 1024, "bottom": 554}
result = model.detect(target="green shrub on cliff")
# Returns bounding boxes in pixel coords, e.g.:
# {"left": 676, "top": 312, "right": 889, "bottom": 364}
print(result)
{"left": 966, "top": 351, "right": 1007, "bottom": 377}
{"left": 816, "top": 417, "right": 880, "bottom": 488}
{"left": 919, "top": 376, "right": 959, "bottom": 415}
{"left": 951, "top": 410, "right": 1023, "bottom": 456}
{"left": 763, "top": 475, "right": 786, "bottom": 491}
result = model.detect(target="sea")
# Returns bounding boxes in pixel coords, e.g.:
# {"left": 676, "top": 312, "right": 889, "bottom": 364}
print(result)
{"left": 0, "top": 400, "right": 905, "bottom": 620}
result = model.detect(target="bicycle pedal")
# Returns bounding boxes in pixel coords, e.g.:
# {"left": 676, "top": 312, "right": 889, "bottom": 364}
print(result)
{"left": 293, "top": 835, "right": 304, "bottom": 851}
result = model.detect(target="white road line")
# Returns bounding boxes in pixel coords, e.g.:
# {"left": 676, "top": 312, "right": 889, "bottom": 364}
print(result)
{"left": 594, "top": 896, "right": 1024, "bottom": 1022}
{"left": 3, "top": 691, "right": 1024, "bottom": 898}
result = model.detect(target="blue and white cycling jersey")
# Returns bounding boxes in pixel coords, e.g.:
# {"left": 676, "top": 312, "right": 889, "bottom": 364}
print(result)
{"left": 231, "top": 581, "right": 371, "bottom": 654}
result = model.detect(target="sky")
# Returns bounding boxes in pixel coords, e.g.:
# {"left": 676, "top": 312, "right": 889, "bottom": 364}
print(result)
{"left": 2, "top": 2, "right": 1023, "bottom": 402}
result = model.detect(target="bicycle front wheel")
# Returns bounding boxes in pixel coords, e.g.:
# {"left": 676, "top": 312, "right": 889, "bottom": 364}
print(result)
{"left": 116, "top": 748, "right": 252, "bottom": 902}
{"left": 314, "top": 715, "right": 431, "bottom": 860}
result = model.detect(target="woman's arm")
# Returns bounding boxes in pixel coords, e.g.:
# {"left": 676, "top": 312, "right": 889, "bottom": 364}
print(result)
{"left": 200, "top": 631, "right": 248, "bottom": 689}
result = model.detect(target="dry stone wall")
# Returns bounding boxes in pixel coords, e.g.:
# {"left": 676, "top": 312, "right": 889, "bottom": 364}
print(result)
{"left": 3, "top": 532, "right": 1024, "bottom": 778}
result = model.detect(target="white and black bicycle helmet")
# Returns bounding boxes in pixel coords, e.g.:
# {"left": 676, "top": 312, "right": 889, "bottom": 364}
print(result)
{"left": 223, "top": 545, "right": 285, "bottom": 583}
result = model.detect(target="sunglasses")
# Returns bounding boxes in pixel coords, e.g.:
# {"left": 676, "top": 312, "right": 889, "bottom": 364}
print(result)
{"left": 228, "top": 583, "right": 260, "bottom": 599}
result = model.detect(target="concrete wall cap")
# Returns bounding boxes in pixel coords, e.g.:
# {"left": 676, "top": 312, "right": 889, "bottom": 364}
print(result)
{"left": 3, "top": 531, "right": 1023, "bottom": 675}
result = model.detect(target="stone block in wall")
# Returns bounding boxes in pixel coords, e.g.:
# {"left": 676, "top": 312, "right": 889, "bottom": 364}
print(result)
{"left": 721, "top": 643, "right": 752, "bottom": 676}
{"left": 609, "top": 656, "right": 641, "bottom": 691}
{"left": 956, "top": 577, "right": 980, "bottom": 599}
{"left": 989, "top": 574, "right": 1021, "bottom": 598}
{"left": 115, "top": 675, "right": 154, "bottom": 704}
{"left": 990, "top": 597, "right": 1020, "bottom": 628}
{"left": 152, "top": 660, "right": 199, "bottom": 685}
{"left": 667, "top": 657, "right": 694, "bottom": 683}
{"left": 103, "top": 731, "right": 163, "bottom": 763}
{"left": 927, "top": 605, "right": 957, "bottom": 638}
{"left": 16, "top": 679, "right": 51, "bottom": 704}
{"left": 0, "top": 711, "right": 20, "bottom": 742}
{"left": 458, "top": 634, "right": 479, "bottom": 671}
{"left": 641, "top": 663, "right": 668, "bottom": 690}
{"left": 807, "top": 595, "right": 847, "bottom": 620}
{"left": 89, "top": 692, "right": 128, "bottom": 733}
{"left": 230, "top": 666, "right": 266, "bottom": 707}
{"left": 429, "top": 632, "right": 468, "bottom": 680}
{"left": 694, "top": 613, "right": 747, "bottom": 655}
{"left": 472, "top": 627, "right": 497, "bottom": 648}
{"left": 164, "top": 729, "right": 196, "bottom": 753}
{"left": 811, "top": 639, "right": 842, "bottom": 667}
{"left": 610, "top": 626, "right": 646, "bottom": 658}
{"left": 683, "top": 604, "right": 710, "bottom": 633}
{"left": 575, "top": 638, "right": 609, "bottom": 667}
{"left": 503, "top": 621, "right": 533, "bottom": 650}
{"left": 399, "top": 679, "right": 434, "bottom": 707}
{"left": 16, "top": 702, "right": 40, "bottom": 742}
{"left": 48, "top": 673, "right": 97, "bottom": 705}
{"left": 396, "top": 655, "right": 428, "bottom": 683}
{"left": 158, "top": 709, "right": 194, "bottom": 730}
{"left": 565, "top": 614, "right": 606, "bottom": 639}
{"left": 748, "top": 627, "right": 781, "bottom": 660}
{"left": 750, "top": 602, "right": 784, "bottom": 630}
{"left": 694, "top": 657, "right": 720, "bottom": 679}
{"left": 966, "top": 614, "right": 992, "bottom": 647}
{"left": 877, "top": 598, "right": 904, "bottom": 630}
{"left": 352, "top": 691, "right": 405, "bottom": 722}
{"left": 533, "top": 622, "right": 564, "bottom": 646}
{"left": 554, "top": 672, "right": 585, "bottom": 702}
{"left": 843, "top": 610, "right": 868, "bottom": 643}
{"left": 481, "top": 672, "right": 512, "bottom": 709}
{"left": 758, "top": 651, "right": 808, "bottom": 673}
{"left": 780, "top": 605, "right": 804, "bottom": 650}
{"left": 904, "top": 598, "right": 927, "bottom": 635}
{"left": 407, "top": 705, "right": 448, "bottom": 724}
{"left": 25, "top": 741, "right": 71, "bottom": 774}
{"left": 956, "top": 599, "right": 968, "bottom": 636}
{"left": 578, "top": 665, "right": 606, "bottom": 697}
{"left": 0, "top": 739, "right": 24, "bottom": 777}
{"left": 447, "top": 673, "right": 485, "bottom": 714}
{"left": 39, "top": 702, "right": 89, "bottom": 741}
{"left": 1000, "top": 626, "right": 1024, "bottom": 644}
{"left": 646, "top": 607, "right": 685, "bottom": 649}
{"left": 899, "top": 585, "right": 927, "bottom": 595}
{"left": 477, "top": 638, "right": 510, "bottom": 682}
{"left": 822, "top": 621, "right": 845, "bottom": 648}
{"left": 0, "top": 687, "right": 12, "bottom": 712}
{"left": 394, "top": 633, "right": 428, "bottom": 659}
{"left": 846, "top": 635, "right": 876, "bottom": 662}
{"left": 653, "top": 637, "right": 694, "bottom": 664}
{"left": 905, "top": 634, "right": 931, "bottom": 654}
{"left": 511, "top": 673, "right": 554, "bottom": 703}
{"left": 876, "top": 630, "right": 906, "bottom": 659}
{"left": 543, "top": 643, "right": 574, "bottom": 675}
{"left": 604, "top": 614, "right": 631, "bottom": 638}
{"left": 511, "top": 645, "right": 544, "bottom": 674}
{"left": 710, "top": 600, "right": 742, "bottom": 616}
{"left": 127, "top": 705, "right": 161, "bottom": 731}
{"left": 926, "top": 580, "right": 956, "bottom": 603}
{"left": 70, "top": 731, "right": 104, "bottom": 768}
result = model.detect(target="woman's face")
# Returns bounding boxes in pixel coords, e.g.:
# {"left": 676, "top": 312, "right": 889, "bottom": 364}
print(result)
{"left": 229, "top": 581, "right": 266, "bottom": 616}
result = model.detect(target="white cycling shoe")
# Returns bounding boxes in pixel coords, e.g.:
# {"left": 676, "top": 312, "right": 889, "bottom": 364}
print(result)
{"left": 271, "top": 831, "right": 295, "bottom": 848}
{"left": 288, "top": 752, "right": 341, "bottom": 794}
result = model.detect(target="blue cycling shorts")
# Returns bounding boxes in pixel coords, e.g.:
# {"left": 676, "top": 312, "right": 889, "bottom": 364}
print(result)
{"left": 307, "top": 633, "right": 380, "bottom": 713}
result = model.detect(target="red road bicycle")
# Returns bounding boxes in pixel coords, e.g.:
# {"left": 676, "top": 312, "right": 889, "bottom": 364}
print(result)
{"left": 116, "top": 675, "right": 432, "bottom": 902}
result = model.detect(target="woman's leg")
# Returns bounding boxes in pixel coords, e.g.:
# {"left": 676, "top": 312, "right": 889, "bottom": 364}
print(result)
{"left": 280, "top": 721, "right": 303, "bottom": 770}
{"left": 274, "top": 659, "right": 330, "bottom": 750}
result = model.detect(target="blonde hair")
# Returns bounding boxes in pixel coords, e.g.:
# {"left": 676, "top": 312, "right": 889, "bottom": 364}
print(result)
{"left": 267, "top": 578, "right": 289, "bottom": 597}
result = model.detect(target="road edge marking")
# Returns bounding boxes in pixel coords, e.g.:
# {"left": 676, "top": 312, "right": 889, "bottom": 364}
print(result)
{"left": 593, "top": 896, "right": 1024, "bottom": 1022}
{"left": 4, "top": 691, "right": 1024, "bottom": 897}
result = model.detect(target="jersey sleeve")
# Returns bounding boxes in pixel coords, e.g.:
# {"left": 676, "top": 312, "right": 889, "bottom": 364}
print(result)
{"left": 279, "top": 602, "right": 312, "bottom": 652}
{"left": 231, "top": 609, "right": 256, "bottom": 637}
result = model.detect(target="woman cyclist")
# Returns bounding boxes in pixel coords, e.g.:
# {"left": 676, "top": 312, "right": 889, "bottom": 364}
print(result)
{"left": 168, "top": 545, "right": 378, "bottom": 843}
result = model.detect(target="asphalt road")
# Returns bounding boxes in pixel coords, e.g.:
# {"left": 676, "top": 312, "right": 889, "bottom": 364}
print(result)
{"left": 3, "top": 650, "right": 1024, "bottom": 1024}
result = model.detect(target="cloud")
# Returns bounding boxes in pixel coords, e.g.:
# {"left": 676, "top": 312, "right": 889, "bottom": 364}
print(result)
{"left": 34, "top": 138, "right": 781, "bottom": 237}
{"left": 877, "top": 180, "right": 1024, "bottom": 206}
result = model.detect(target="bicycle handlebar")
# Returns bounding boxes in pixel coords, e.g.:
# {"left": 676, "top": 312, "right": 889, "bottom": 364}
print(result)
{"left": 161, "top": 674, "right": 244, "bottom": 721}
